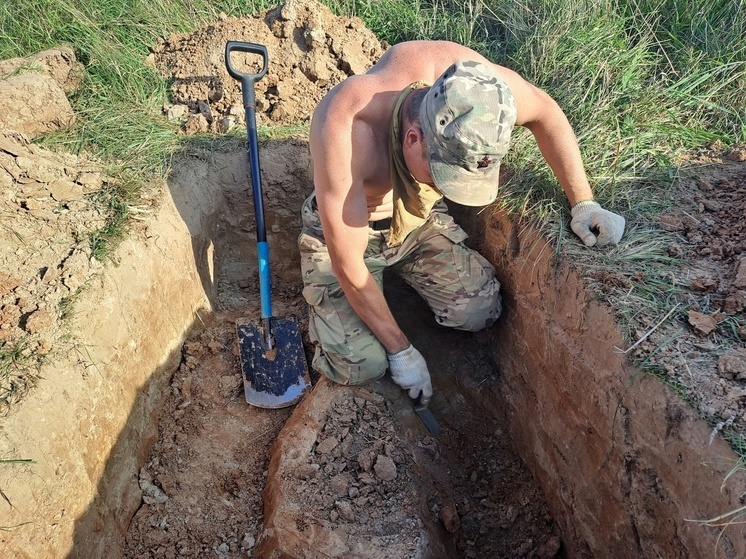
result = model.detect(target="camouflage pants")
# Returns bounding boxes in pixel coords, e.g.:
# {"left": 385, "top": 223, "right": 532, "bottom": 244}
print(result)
{"left": 298, "top": 194, "right": 501, "bottom": 385}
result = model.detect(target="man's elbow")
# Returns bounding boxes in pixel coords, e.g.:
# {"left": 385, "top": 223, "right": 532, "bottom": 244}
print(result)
{"left": 331, "top": 260, "right": 370, "bottom": 292}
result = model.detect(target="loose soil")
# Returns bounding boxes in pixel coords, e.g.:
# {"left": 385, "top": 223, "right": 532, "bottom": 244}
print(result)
{"left": 149, "top": 0, "right": 384, "bottom": 133}
{"left": 580, "top": 146, "right": 746, "bottom": 432}
{"left": 123, "top": 278, "right": 562, "bottom": 558}
{"left": 1, "top": 0, "right": 745, "bottom": 557}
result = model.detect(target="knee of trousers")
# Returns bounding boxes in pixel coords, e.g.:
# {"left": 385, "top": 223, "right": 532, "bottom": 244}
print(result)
{"left": 312, "top": 338, "right": 389, "bottom": 386}
{"left": 448, "top": 290, "right": 503, "bottom": 332}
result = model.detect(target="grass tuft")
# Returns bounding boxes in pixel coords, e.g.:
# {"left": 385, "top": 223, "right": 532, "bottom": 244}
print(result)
{"left": 0, "top": 340, "right": 41, "bottom": 415}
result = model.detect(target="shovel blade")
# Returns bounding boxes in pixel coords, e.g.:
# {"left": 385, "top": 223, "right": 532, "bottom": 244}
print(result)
{"left": 236, "top": 316, "right": 311, "bottom": 408}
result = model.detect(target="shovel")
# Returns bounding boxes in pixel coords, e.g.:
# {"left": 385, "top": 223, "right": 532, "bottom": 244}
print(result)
{"left": 225, "top": 40, "right": 311, "bottom": 408}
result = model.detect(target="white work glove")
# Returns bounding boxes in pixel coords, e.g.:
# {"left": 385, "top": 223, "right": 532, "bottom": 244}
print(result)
{"left": 387, "top": 344, "right": 433, "bottom": 406}
{"left": 570, "top": 200, "right": 626, "bottom": 247}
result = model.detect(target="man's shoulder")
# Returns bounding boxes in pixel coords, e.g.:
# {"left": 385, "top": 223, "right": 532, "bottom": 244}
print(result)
{"left": 320, "top": 75, "right": 381, "bottom": 114}
{"left": 312, "top": 75, "right": 388, "bottom": 139}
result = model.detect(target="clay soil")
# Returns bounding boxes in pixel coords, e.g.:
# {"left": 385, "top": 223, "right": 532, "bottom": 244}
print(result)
{"left": 1, "top": 0, "right": 745, "bottom": 557}
{"left": 123, "top": 290, "right": 562, "bottom": 558}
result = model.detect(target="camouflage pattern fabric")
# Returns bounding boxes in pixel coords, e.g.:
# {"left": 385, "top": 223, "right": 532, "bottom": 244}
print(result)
{"left": 298, "top": 194, "right": 502, "bottom": 385}
{"left": 420, "top": 60, "right": 517, "bottom": 207}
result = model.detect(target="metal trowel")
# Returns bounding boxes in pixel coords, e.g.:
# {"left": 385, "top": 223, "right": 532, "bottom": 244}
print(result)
{"left": 413, "top": 394, "right": 440, "bottom": 434}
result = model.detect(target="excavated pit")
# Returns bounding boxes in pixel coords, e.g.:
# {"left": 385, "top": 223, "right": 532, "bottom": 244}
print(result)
{"left": 117, "top": 141, "right": 745, "bottom": 559}
{"left": 2, "top": 3, "right": 744, "bottom": 557}
{"left": 4, "top": 140, "right": 744, "bottom": 559}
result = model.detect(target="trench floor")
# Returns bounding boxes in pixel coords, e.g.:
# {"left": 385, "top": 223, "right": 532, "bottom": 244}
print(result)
{"left": 123, "top": 277, "right": 561, "bottom": 558}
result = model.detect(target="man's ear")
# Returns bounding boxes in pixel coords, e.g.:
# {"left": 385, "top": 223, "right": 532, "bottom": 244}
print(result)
{"left": 402, "top": 125, "right": 423, "bottom": 149}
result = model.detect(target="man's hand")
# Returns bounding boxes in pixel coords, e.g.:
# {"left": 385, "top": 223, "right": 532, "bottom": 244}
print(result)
{"left": 570, "top": 200, "right": 625, "bottom": 247}
{"left": 388, "top": 344, "right": 433, "bottom": 406}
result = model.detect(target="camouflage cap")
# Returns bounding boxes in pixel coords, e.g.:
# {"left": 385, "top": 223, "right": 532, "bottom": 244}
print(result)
{"left": 420, "top": 60, "right": 517, "bottom": 206}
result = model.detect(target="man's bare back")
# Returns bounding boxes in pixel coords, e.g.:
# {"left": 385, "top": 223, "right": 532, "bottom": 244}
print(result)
{"left": 306, "top": 39, "right": 594, "bottom": 355}
{"left": 310, "top": 41, "right": 501, "bottom": 219}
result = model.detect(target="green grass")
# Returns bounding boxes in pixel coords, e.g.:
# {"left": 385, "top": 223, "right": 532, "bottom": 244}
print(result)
{"left": 0, "top": 340, "right": 40, "bottom": 415}
{"left": 1, "top": 0, "right": 742, "bottom": 258}
{"left": 0, "top": 0, "right": 275, "bottom": 260}
{"left": 332, "top": 0, "right": 745, "bottom": 242}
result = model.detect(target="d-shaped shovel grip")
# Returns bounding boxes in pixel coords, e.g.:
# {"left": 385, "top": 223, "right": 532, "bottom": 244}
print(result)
{"left": 225, "top": 41, "right": 268, "bottom": 109}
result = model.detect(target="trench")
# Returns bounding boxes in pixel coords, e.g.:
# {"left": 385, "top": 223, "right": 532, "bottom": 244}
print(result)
{"left": 64, "top": 140, "right": 746, "bottom": 559}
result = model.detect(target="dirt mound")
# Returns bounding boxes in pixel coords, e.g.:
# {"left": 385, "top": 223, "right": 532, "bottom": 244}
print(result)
{"left": 0, "top": 129, "right": 109, "bottom": 411}
{"left": 654, "top": 147, "right": 746, "bottom": 427}
{"left": 150, "top": 0, "right": 384, "bottom": 132}
{"left": 0, "top": 46, "right": 83, "bottom": 139}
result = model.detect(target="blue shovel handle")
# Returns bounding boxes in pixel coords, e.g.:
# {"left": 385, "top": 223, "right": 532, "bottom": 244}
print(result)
{"left": 225, "top": 41, "right": 272, "bottom": 322}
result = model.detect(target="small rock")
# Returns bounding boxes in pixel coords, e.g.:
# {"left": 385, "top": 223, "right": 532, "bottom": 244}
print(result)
{"left": 315, "top": 436, "right": 339, "bottom": 455}
{"left": 357, "top": 472, "right": 376, "bottom": 485}
{"left": 329, "top": 473, "right": 349, "bottom": 497}
{"left": 0, "top": 272, "right": 21, "bottom": 296}
{"left": 75, "top": 170, "right": 103, "bottom": 190}
{"left": 24, "top": 308, "right": 53, "bottom": 334}
{"left": 335, "top": 500, "right": 355, "bottom": 522}
{"left": 241, "top": 534, "right": 256, "bottom": 550}
{"left": 156, "top": 474, "right": 176, "bottom": 496}
{"left": 214, "top": 542, "right": 229, "bottom": 558}
{"left": 687, "top": 310, "right": 720, "bottom": 336}
{"left": 357, "top": 447, "right": 376, "bottom": 472}
{"left": 690, "top": 274, "right": 718, "bottom": 292}
{"left": 373, "top": 454, "right": 396, "bottom": 481}
{"left": 734, "top": 259, "right": 746, "bottom": 288}
{"left": 139, "top": 476, "right": 168, "bottom": 505}
{"left": 718, "top": 348, "right": 746, "bottom": 380}
{"left": 47, "top": 179, "right": 83, "bottom": 201}
{"left": 724, "top": 291, "right": 745, "bottom": 315}
{"left": 197, "top": 99, "right": 213, "bottom": 122}
{"left": 167, "top": 104, "right": 189, "bottom": 120}
{"left": 184, "top": 114, "right": 209, "bottom": 135}
{"left": 440, "top": 503, "right": 460, "bottom": 533}
{"left": 294, "top": 462, "right": 320, "bottom": 479}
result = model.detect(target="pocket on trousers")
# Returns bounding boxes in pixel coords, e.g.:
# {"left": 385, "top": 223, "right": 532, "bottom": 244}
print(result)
{"left": 302, "top": 284, "right": 346, "bottom": 346}
{"left": 451, "top": 244, "right": 497, "bottom": 293}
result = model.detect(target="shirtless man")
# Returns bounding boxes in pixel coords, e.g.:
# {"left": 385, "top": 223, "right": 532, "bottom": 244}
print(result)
{"left": 298, "top": 40, "right": 625, "bottom": 404}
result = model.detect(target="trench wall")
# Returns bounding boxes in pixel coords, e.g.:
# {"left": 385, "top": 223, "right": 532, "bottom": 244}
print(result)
{"left": 3, "top": 138, "right": 745, "bottom": 558}
{"left": 0, "top": 158, "right": 221, "bottom": 558}
{"left": 477, "top": 211, "right": 746, "bottom": 559}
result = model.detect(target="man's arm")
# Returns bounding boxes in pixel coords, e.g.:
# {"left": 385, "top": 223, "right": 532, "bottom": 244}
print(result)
{"left": 309, "top": 100, "right": 409, "bottom": 355}
{"left": 497, "top": 66, "right": 625, "bottom": 246}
